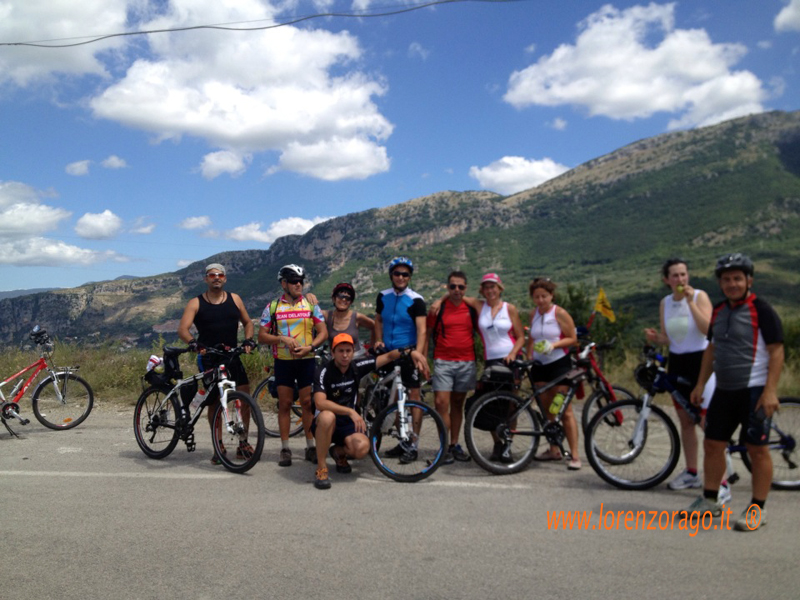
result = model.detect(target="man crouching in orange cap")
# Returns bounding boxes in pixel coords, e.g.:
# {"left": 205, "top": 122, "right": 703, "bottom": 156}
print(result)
{"left": 311, "top": 333, "right": 429, "bottom": 489}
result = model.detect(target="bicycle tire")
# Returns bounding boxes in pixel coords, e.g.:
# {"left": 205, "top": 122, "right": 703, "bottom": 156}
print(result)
{"left": 361, "top": 382, "right": 390, "bottom": 433}
{"left": 464, "top": 391, "right": 542, "bottom": 475}
{"left": 585, "top": 399, "right": 680, "bottom": 490}
{"left": 369, "top": 400, "right": 446, "bottom": 482}
{"left": 739, "top": 397, "right": 800, "bottom": 490}
{"left": 211, "top": 391, "right": 265, "bottom": 474}
{"left": 31, "top": 372, "right": 94, "bottom": 430}
{"left": 580, "top": 385, "right": 636, "bottom": 433}
{"left": 133, "top": 387, "right": 181, "bottom": 459}
{"left": 252, "top": 376, "right": 303, "bottom": 438}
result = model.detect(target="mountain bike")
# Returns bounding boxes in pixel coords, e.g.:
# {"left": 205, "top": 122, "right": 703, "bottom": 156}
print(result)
{"left": 1, "top": 325, "right": 93, "bottom": 436}
{"left": 574, "top": 336, "right": 635, "bottom": 432}
{"left": 584, "top": 345, "right": 799, "bottom": 490}
{"left": 463, "top": 342, "right": 600, "bottom": 475}
{"left": 367, "top": 352, "right": 446, "bottom": 483}
{"left": 134, "top": 345, "right": 265, "bottom": 474}
{"left": 252, "top": 347, "right": 330, "bottom": 438}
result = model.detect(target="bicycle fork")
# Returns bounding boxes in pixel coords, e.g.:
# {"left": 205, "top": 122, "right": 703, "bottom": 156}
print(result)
{"left": 217, "top": 382, "right": 245, "bottom": 439}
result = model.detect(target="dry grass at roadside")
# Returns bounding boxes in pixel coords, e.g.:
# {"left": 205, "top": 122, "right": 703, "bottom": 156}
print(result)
{"left": 1, "top": 341, "right": 797, "bottom": 405}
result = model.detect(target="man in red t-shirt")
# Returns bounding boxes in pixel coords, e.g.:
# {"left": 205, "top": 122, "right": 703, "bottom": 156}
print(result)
{"left": 427, "top": 270, "right": 478, "bottom": 464}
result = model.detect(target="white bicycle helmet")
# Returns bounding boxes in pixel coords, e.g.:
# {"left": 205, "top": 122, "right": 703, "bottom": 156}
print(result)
{"left": 278, "top": 264, "right": 305, "bottom": 282}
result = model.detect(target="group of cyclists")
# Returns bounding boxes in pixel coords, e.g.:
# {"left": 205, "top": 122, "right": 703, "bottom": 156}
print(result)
{"left": 177, "top": 252, "right": 784, "bottom": 531}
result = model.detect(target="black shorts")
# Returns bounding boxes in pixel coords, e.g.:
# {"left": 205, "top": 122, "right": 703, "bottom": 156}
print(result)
{"left": 531, "top": 355, "right": 572, "bottom": 385}
{"left": 667, "top": 350, "right": 704, "bottom": 400}
{"left": 379, "top": 356, "right": 421, "bottom": 389}
{"left": 311, "top": 413, "right": 359, "bottom": 446}
{"left": 198, "top": 354, "right": 249, "bottom": 386}
{"left": 274, "top": 358, "right": 316, "bottom": 389}
{"left": 704, "top": 386, "right": 771, "bottom": 446}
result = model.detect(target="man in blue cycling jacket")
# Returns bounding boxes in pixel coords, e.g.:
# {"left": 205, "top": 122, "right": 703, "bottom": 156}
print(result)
{"left": 373, "top": 257, "right": 427, "bottom": 462}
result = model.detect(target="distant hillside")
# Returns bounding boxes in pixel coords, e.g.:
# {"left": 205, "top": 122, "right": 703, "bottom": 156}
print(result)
{"left": 0, "top": 288, "right": 58, "bottom": 300}
{"left": 2, "top": 110, "right": 799, "bottom": 345}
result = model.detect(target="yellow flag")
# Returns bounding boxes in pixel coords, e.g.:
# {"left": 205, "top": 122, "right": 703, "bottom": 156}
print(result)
{"left": 594, "top": 288, "right": 616, "bottom": 322}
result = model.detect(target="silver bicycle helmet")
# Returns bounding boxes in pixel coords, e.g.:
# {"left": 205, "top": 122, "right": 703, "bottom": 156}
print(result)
{"left": 278, "top": 264, "right": 305, "bottom": 282}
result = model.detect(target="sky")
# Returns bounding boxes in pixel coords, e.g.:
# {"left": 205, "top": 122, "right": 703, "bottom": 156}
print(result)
{"left": 1, "top": 0, "right": 799, "bottom": 292}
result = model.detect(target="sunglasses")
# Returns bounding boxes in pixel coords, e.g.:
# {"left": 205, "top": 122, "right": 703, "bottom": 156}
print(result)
{"left": 206, "top": 273, "right": 226, "bottom": 279}
{"left": 392, "top": 271, "right": 411, "bottom": 278}
{"left": 335, "top": 293, "right": 354, "bottom": 302}
{"left": 448, "top": 284, "right": 466, "bottom": 290}
{"left": 285, "top": 278, "right": 304, "bottom": 285}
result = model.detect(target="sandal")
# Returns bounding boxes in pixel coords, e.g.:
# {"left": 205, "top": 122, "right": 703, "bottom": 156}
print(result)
{"left": 567, "top": 458, "right": 582, "bottom": 470}
{"left": 535, "top": 449, "right": 562, "bottom": 462}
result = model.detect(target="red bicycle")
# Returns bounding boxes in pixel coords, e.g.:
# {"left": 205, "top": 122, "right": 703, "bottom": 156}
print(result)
{"left": 1, "top": 326, "right": 94, "bottom": 436}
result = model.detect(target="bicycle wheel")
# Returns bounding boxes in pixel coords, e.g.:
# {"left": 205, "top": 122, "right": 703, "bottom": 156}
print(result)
{"left": 369, "top": 401, "right": 446, "bottom": 482}
{"left": 211, "top": 391, "right": 265, "bottom": 474}
{"left": 580, "top": 385, "right": 636, "bottom": 433}
{"left": 134, "top": 387, "right": 181, "bottom": 459}
{"left": 585, "top": 399, "right": 680, "bottom": 490}
{"left": 739, "top": 397, "right": 800, "bottom": 490}
{"left": 31, "top": 372, "right": 94, "bottom": 430}
{"left": 252, "top": 376, "right": 303, "bottom": 438}
{"left": 464, "top": 392, "right": 541, "bottom": 475}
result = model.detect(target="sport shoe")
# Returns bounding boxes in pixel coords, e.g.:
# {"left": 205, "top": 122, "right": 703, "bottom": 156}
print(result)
{"left": 679, "top": 495, "right": 723, "bottom": 519}
{"left": 734, "top": 506, "right": 767, "bottom": 531}
{"left": 442, "top": 448, "right": 455, "bottom": 465}
{"left": 399, "top": 447, "right": 418, "bottom": 464}
{"left": 314, "top": 467, "right": 331, "bottom": 490}
{"left": 667, "top": 469, "right": 702, "bottom": 490}
{"left": 329, "top": 446, "right": 352, "bottom": 474}
{"left": 305, "top": 446, "right": 317, "bottom": 464}
{"left": 384, "top": 443, "right": 405, "bottom": 458}
{"left": 211, "top": 442, "right": 226, "bottom": 465}
{"left": 450, "top": 444, "right": 471, "bottom": 462}
{"left": 236, "top": 442, "right": 254, "bottom": 459}
{"left": 717, "top": 481, "right": 732, "bottom": 505}
{"left": 567, "top": 458, "right": 582, "bottom": 471}
{"left": 490, "top": 441, "right": 513, "bottom": 463}
{"left": 278, "top": 447, "right": 292, "bottom": 467}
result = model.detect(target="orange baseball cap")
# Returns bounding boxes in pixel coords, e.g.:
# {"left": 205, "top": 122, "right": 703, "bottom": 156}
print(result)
{"left": 332, "top": 333, "right": 355, "bottom": 349}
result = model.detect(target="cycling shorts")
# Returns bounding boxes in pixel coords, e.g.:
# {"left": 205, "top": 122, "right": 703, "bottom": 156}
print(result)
{"left": 704, "top": 386, "right": 771, "bottom": 446}
{"left": 311, "top": 414, "right": 361, "bottom": 447}
{"left": 531, "top": 354, "right": 572, "bottom": 385}
{"left": 198, "top": 354, "right": 249, "bottom": 387}
{"left": 274, "top": 358, "right": 316, "bottom": 390}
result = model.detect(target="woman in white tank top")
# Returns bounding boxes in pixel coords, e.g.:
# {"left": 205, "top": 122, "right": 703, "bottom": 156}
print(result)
{"left": 644, "top": 258, "right": 726, "bottom": 499}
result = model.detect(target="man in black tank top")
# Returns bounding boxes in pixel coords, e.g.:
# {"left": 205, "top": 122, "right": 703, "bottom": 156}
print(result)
{"left": 178, "top": 263, "right": 256, "bottom": 464}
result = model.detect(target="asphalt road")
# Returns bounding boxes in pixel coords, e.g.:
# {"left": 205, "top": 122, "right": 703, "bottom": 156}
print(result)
{"left": 1, "top": 404, "right": 798, "bottom": 600}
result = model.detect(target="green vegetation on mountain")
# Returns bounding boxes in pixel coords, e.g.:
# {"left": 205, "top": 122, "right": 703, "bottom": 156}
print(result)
{"left": 1, "top": 110, "right": 799, "bottom": 353}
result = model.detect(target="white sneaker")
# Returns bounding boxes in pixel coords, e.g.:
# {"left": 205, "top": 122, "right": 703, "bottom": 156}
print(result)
{"left": 679, "top": 495, "right": 723, "bottom": 519}
{"left": 717, "top": 482, "right": 732, "bottom": 505}
{"left": 667, "top": 469, "right": 702, "bottom": 490}
{"left": 734, "top": 506, "right": 767, "bottom": 531}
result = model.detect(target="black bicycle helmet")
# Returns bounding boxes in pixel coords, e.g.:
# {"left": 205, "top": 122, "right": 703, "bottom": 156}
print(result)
{"left": 277, "top": 264, "right": 305, "bottom": 282}
{"left": 332, "top": 282, "right": 356, "bottom": 300}
{"left": 714, "top": 253, "right": 754, "bottom": 278}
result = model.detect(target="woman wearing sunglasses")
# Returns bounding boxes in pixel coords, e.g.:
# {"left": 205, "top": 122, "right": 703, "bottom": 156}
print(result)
{"left": 321, "top": 282, "right": 375, "bottom": 355}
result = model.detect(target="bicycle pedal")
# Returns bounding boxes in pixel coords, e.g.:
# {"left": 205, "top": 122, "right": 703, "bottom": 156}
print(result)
{"left": 19, "top": 418, "right": 30, "bottom": 426}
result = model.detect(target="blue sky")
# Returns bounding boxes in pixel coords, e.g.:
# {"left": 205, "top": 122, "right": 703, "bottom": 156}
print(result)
{"left": 1, "top": 0, "right": 799, "bottom": 292}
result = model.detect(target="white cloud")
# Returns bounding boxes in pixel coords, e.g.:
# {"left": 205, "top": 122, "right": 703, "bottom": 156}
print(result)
{"left": 101, "top": 155, "right": 128, "bottom": 169}
{"left": 469, "top": 156, "right": 570, "bottom": 195}
{"left": 130, "top": 217, "right": 155, "bottom": 235}
{"left": 0, "top": 181, "right": 123, "bottom": 266}
{"left": 525, "top": 43, "right": 537, "bottom": 54}
{"left": 75, "top": 209, "right": 123, "bottom": 239}
{"left": 776, "top": 0, "right": 800, "bottom": 32}
{"left": 757, "top": 40, "right": 773, "bottom": 50}
{"left": 176, "top": 259, "right": 193, "bottom": 268}
{"left": 0, "top": 180, "right": 71, "bottom": 238}
{"left": 0, "top": 0, "right": 129, "bottom": 86}
{"left": 0, "top": 238, "right": 121, "bottom": 266}
{"left": 84, "top": 2, "right": 392, "bottom": 181}
{"left": 225, "top": 216, "right": 332, "bottom": 243}
{"left": 66, "top": 160, "right": 91, "bottom": 176}
{"left": 179, "top": 216, "right": 212, "bottom": 230}
{"left": 200, "top": 151, "right": 251, "bottom": 180}
{"left": 550, "top": 117, "right": 568, "bottom": 130}
{"left": 408, "top": 42, "right": 429, "bottom": 60}
{"left": 505, "top": 4, "right": 765, "bottom": 129}
{"left": 270, "top": 137, "right": 390, "bottom": 180}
